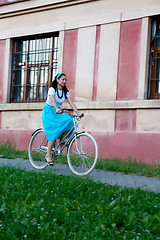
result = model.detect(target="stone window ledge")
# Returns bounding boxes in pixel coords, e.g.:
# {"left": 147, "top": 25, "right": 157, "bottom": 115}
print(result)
{"left": 1, "top": 100, "right": 160, "bottom": 111}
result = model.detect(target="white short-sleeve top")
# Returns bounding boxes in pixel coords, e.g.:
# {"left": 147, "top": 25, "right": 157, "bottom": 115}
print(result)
{"left": 46, "top": 87, "right": 70, "bottom": 107}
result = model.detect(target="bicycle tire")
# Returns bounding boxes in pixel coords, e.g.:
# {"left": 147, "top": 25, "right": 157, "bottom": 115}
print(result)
{"left": 28, "top": 129, "right": 48, "bottom": 170}
{"left": 67, "top": 132, "right": 98, "bottom": 176}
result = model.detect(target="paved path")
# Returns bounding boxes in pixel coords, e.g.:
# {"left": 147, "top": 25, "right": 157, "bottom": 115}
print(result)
{"left": 0, "top": 158, "right": 160, "bottom": 193}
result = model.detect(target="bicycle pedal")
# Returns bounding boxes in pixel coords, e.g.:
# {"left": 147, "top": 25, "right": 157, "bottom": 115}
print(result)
{"left": 54, "top": 149, "right": 61, "bottom": 157}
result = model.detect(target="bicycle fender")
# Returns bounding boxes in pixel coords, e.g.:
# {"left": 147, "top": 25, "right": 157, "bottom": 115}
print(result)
{"left": 32, "top": 128, "right": 44, "bottom": 136}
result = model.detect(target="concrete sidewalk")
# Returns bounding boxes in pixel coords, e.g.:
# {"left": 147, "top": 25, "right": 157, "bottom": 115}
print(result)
{"left": 0, "top": 158, "right": 160, "bottom": 193}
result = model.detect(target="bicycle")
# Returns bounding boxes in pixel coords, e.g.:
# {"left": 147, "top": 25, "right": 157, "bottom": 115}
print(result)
{"left": 28, "top": 110, "right": 98, "bottom": 176}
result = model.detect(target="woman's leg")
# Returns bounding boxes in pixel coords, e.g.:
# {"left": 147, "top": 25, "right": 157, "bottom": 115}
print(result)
{"left": 60, "top": 130, "right": 70, "bottom": 143}
{"left": 47, "top": 140, "right": 55, "bottom": 156}
{"left": 46, "top": 140, "right": 55, "bottom": 164}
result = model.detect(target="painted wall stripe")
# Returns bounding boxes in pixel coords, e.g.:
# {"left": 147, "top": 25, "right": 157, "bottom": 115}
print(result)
{"left": 0, "top": 40, "right": 6, "bottom": 103}
{"left": 92, "top": 25, "right": 101, "bottom": 101}
{"left": 0, "top": 112, "right": 2, "bottom": 129}
{"left": 117, "top": 19, "right": 142, "bottom": 100}
{"left": 62, "top": 29, "right": 78, "bottom": 100}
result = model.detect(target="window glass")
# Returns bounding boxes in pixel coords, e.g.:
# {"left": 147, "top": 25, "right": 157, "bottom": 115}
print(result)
{"left": 155, "top": 22, "right": 160, "bottom": 48}
{"left": 155, "top": 53, "right": 160, "bottom": 93}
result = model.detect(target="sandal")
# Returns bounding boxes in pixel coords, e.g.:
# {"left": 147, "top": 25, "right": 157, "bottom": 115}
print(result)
{"left": 45, "top": 155, "right": 54, "bottom": 166}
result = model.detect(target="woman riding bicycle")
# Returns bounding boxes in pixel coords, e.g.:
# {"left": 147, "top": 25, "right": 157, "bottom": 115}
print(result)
{"left": 42, "top": 73, "right": 81, "bottom": 166}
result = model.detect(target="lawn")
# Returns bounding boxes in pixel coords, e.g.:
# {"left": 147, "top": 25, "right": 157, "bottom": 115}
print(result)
{"left": 0, "top": 166, "right": 160, "bottom": 239}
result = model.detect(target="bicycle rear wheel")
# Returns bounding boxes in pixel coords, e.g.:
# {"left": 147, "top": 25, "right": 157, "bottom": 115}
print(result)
{"left": 28, "top": 129, "right": 48, "bottom": 170}
{"left": 67, "top": 133, "right": 98, "bottom": 176}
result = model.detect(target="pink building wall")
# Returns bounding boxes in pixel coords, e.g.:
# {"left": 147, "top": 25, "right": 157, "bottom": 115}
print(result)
{"left": 93, "top": 25, "right": 101, "bottom": 101}
{"left": 117, "top": 19, "right": 142, "bottom": 100}
{"left": 62, "top": 30, "right": 78, "bottom": 101}
{"left": 0, "top": 16, "right": 160, "bottom": 165}
{"left": 0, "top": 40, "right": 5, "bottom": 103}
{"left": 0, "top": 112, "right": 2, "bottom": 129}
{"left": 115, "top": 110, "right": 137, "bottom": 132}
{"left": 95, "top": 132, "right": 160, "bottom": 164}
{"left": 0, "top": 129, "right": 32, "bottom": 150}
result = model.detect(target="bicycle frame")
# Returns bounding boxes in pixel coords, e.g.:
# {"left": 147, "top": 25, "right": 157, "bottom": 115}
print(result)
{"left": 54, "top": 111, "right": 84, "bottom": 154}
{"left": 33, "top": 111, "right": 84, "bottom": 156}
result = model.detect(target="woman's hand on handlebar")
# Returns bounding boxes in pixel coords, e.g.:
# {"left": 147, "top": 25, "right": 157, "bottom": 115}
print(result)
{"left": 61, "top": 109, "right": 84, "bottom": 118}
{"left": 78, "top": 113, "right": 84, "bottom": 118}
{"left": 56, "top": 108, "right": 62, "bottom": 114}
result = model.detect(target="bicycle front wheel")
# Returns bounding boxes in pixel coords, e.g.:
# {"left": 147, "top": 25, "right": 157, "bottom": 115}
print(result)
{"left": 67, "top": 133, "right": 98, "bottom": 176}
{"left": 28, "top": 129, "right": 48, "bottom": 170}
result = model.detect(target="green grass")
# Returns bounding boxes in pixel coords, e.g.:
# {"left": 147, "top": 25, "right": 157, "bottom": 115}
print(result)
{"left": 0, "top": 166, "right": 160, "bottom": 239}
{"left": 0, "top": 141, "right": 160, "bottom": 178}
{"left": 0, "top": 141, "right": 28, "bottom": 160}
{"left": 96, "top": 158, "right": 160, "bottom": 178}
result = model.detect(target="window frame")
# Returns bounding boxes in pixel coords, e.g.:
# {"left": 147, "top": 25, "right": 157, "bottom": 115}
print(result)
{"left": 10, "top": 33, "right": 59, "bottom": 103}
{"left": 149, "top": 17, "right": 160, "bottom": 99}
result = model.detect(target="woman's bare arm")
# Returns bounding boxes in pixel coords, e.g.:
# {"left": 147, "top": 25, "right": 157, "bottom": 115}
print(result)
{"left": 67, "top": 97, "right": 80, "bottom": 115}
{"left": 50, "top": 94, "right": 62, "bottom": 114}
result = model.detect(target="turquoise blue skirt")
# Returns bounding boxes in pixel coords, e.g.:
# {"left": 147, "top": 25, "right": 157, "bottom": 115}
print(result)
{"left": 42, "top": 104, "right": 74, "bottom": 141}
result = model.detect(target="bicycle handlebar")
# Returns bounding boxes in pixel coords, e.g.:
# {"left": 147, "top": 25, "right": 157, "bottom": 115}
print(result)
{"left": 62, "top": 110, "right": 84, "bottom": 119}
{"left": 78, "top": 113, "right": 84, "bottom": 118}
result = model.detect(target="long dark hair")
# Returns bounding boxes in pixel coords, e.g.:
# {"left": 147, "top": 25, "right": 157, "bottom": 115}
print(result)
{"left": 51, "top": 73, "right": 69, "bottom": 98}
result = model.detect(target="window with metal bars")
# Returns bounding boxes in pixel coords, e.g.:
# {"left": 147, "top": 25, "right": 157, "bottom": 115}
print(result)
{"left": 11, "top": 33, "right": 59, "bottom": 102}
{"left": 149, "top": 17, "right": 160, "bottom": 99}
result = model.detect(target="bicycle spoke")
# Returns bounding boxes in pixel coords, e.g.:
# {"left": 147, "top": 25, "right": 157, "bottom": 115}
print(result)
{"left": 67, "top": 133, "right": 98, "bottom": 176}
{"left": 29, "top": 130, "right": 48, "bottom": 170}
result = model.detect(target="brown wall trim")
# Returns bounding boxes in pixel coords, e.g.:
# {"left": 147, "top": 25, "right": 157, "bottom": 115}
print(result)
{"left": 0, "top": 0, "right": 28, "bottom": 6}
{"left": 0, "top": 0, "right": 94, "bottom": 19}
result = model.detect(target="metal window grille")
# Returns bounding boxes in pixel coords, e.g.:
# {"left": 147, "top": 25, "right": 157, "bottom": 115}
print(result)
{"left": 149, "top": 18, "right": 160, "bottom": 99}
{"left": 11, "top": 33, "right": 59, "bottom": 102}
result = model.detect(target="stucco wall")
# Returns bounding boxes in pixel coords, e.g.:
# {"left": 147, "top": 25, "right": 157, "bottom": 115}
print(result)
{"left": 1, "top": 111, "right": 43, "bottom": 130}
{"left": 75, "top": 26, "right": 96, "bottom": 101}
{"left": 1, "top": 0, "right": 160, "bottom": 40}
{"left": 97, "top": 22, "right": 120, "bottom": 101}
{"left": 0, "top": 0, "right": 160, "bottom": 164}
